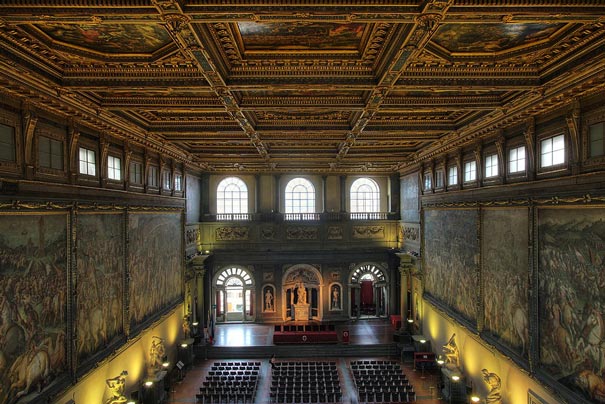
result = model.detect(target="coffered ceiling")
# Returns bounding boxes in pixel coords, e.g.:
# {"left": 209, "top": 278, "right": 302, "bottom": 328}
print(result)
{"left": 1, "top": 1, "right": 604, "bottom": 174}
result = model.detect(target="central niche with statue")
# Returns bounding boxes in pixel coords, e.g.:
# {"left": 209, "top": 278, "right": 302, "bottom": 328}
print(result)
{"left": 283, "top": 264, "right": 322, "bottom": 321}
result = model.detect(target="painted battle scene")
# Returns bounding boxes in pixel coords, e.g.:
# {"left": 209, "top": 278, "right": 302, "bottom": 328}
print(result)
{"left": 129, "top": 212, "right": 182, "bottom": 329}
{"left": 433, "top": 23, "right": 564, "bottom": 53}
{"left": 482, "top": 209, "right": 529, "bottom": 358}
{"left": 36, "top": 23, "right": 171, "bottom": 54}
{"left": 237, "top": 22, "right": 365, "bottom": 50}
{"left": 76, "top": 213, "right": 123, "bottom": 365}
{"left": 538, "top": 208, "right": 605, "bottom": 403}
{"left": 424, "top": 209, "right": 479, "bottom": 324}
{"left": 0, "top": 214, "right": 67, "bottom": 404}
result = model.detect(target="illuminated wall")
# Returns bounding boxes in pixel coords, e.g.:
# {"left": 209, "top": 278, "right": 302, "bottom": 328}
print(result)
{"left": 54, "top": 304, "right": 183, "bottom": 404}
{"left": 424, "top": 304, "right": 560, "bottom": 404}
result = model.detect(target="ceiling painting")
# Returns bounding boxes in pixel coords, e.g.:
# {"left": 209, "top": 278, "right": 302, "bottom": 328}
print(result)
{"left": 236, "top": 22, "right": 366, "bottom": 51}
{"left": 36, "top": 23, "right": 171, "bottom": 54}
{"left": 433, "top": 23, "right": 565, "bottom": 53}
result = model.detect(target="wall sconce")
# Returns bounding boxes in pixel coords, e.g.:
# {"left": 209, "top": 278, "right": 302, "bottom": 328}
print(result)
{"left": 162, "top": 360, "right": 170, "bottom": 369}
{"left": 407, "top": 318, "right": 414, "bottom": 323}
{"left": 144, "top": 381, "right": 153, "bottom": 388}
{"left": 451, "top": 375, "right": 460, "bottom": 382}
{"left": 470, "top": 395, "right": 481, "bottom": 403}
{"left": 180, "top": 343, "right": 188, "bottom": 348}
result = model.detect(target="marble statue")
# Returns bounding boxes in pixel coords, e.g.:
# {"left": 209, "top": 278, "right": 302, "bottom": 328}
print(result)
{"left": 297, "top": 282, "right": 307, "bottom": 304}
{"left": 105, "top": 371, "right": 128, "bottom": 404}
{"left": 443, "top": 333, "right": 460, "bottom": 369}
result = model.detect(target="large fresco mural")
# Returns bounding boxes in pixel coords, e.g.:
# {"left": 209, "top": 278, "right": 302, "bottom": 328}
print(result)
{"left": 0, "top": 213, "right": 68, "bottom": 403}
{"left": 538, "top": 208, "right": 605, "bottom": 403}
{"left": 424, "top": 209, "right": 479, "bottom": 324}
{"left": 482, "top": 209, "right": 529, "bottom": 358}
{"left": 76, "top": 213, "right": 123, "bottom": 365}
{"left": 237, "top": 22, "right": 365, "bottom": 50}
{"left": 129, "top": 212, "right": 182, "bottom": 329}
{"left": 37, "top": 23, "right": 171, "bottom": 54}
{"left": 434, "top": 23, "right": 564, "bottom": 53}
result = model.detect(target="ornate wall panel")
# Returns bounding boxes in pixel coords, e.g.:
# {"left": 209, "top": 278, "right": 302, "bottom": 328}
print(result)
{"left": 424, "top": 208, "right": 479, "bottom": 325}
{"left": 537, "top": 207, "right": 605, "bottom": 403}
{"left": 128, "top": 211, "right": 183, "bottom": 332}
{"left": 75, "top": 212, "right": 124, "bottom": 367}
{"left": 0, "top": 212, "right": 68, "bottom": 402}
{"left": 482, "top": 208, "right": 529, "bottom": 359}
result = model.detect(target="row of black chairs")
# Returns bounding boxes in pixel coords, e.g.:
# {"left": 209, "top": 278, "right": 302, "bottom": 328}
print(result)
{"left": 271, "top": 392, "right": 343, "bottom": 403}
{"left": 271, "top": 361, "right": 341, "bottom": 403}
{"left": 358, "top": 391, "right": 416, "bottom": 403}
{"left": 197, "top": 361, "right": 259, "bottom": 404}
{"left": 213, "top": 361, "right": 261, "bottom": 367}
{"left": 351, "top": 360, "right": 415, "bottom": 403}
{"left": 275, "top": 361, "right": 336, "bottom": 367}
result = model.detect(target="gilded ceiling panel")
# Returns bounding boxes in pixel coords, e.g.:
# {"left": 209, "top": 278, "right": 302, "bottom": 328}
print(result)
{"left": 35, "top": 23, "right": 172, "bottom": 55}
{"left": 433, "top": 23, "right": 565, "bottom": 54}
{"left": 236, "top": 21, "right": 366, "bottom": 51}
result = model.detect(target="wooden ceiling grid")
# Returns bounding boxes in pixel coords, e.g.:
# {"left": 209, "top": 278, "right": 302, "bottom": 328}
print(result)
{"left": 0, "top": 1, "right": 604, "bottom": 173}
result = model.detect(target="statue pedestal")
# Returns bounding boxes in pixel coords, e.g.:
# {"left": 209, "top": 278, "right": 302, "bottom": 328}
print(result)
{"left": 294, "top": 303, "right": 310, "bottom": 321}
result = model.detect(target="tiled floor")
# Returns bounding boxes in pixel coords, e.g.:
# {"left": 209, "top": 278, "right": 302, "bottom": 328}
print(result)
{"left": 169, "top": 319, "right": 446, "bottom": 404}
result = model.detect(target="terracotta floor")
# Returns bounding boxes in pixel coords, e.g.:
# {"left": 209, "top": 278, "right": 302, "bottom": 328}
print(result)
{"left": 169, "top": 319, "right": 446, "bottom": 404}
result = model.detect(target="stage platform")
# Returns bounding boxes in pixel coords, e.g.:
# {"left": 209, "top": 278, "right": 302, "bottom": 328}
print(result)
{"left": 210, "top": 318, "right": 397, "bottom": 347}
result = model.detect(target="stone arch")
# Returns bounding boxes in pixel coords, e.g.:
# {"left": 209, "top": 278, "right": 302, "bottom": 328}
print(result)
{"left": 348, "top": 262, "right": 389, "bottom": 318}
{"left": 282, "top": 264, "right": 323, "bottom": 321}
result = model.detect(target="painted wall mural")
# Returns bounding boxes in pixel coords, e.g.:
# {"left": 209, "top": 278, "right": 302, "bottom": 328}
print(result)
{"left": 0, "top": 213, "right": 68, "bottom": 403}
{"left": 424, "top": 209, "right": 479, "bottom": 324}
{"left": 76, "top": 213, "right": 123, "bottom": 364}
{"left": 538, "top": 208, "right": 605, "bottom": 403}
{"left": 129, "top": 212, "right": 182, "bottom": 329}
{"left": 482, "top": 209, "right": 529, "bottom": 358}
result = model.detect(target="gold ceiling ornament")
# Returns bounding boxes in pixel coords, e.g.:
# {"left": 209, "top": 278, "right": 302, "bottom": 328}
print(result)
{"left": 162, "top": 13, "right": 191, "bottom": 34}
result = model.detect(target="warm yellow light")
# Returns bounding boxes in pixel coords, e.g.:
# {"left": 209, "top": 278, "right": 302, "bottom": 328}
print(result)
{"left": 162, "top": 361, "right": 170, "bottom": 368}
{"left": 420, "top": 339, "right": 426, "bottom": 343}
{"left": 471, "top": 396, "right": 481, "bottom": 403}
{"left": 437, "top": 359, "right": 445, "bottom": 365}
{"left": 204, "top": 250, "right": 210, "bottom": 254}
{"left": 144, "top": 381, "right": 153, "bottom": 387}
{"left": 407, "top": 318, "right": 414, "bottom": 323}
{"left": 192, "top": 321, "right": 199, "bottom": 326}
{"left": 127, "top": 401, "right": 136, "bottom": 404}
{"left": 181, "top": 343, "right": 188, "bottom": 348}
{"left": 452, "top": 375, "right": 460, "bottom": 381}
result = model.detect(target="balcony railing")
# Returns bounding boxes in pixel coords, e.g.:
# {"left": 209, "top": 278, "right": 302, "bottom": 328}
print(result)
{"left": 216, "top": 213, "right": 254, "bottom": 221}
{"left": 205, "top": 212, "right": 397, "bottom": 222}
{"left": 284, "top": 213, "right": 321, "bottom": 221}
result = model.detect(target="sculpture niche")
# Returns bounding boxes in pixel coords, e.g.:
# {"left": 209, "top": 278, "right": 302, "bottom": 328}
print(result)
{"left": 293, "top": 282, "right": 310, "bottom": 321}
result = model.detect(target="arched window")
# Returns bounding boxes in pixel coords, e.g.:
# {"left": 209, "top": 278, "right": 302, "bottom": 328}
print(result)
{"left": 350, "top": 178, "right": 379, "bottom": 212}
{"left": 285, "top": 178, "right": 315, "bottom": 213}
{"left": 217, "top": 177, "right": 248, "bottom": 214}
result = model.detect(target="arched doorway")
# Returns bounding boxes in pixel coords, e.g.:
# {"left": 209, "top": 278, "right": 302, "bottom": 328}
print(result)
{"left": 349, "top": 263, "right": 388, "bottom": 319}
{"left": 282, "top": 264, "right": 323, "bottom": 322}
{"left": 213, "top": 266, "right": 255, "bottom": 322}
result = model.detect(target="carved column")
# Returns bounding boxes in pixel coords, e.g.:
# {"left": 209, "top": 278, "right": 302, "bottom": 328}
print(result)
{"left": 340, "top": 175, "right": 346, "bottom": 212}
{"left": 396, "top": 253, "right": 414, "bottom": 323}
{"left": 322, "top": 175, "right": 327, "bottom": 213}
{"left": 274, "top": 174, "right": 281, "bottom": 213}
{"left": 191, "top": 254, "right": 209, "bottom": 340}
{"left": 255, "top": 174, "right": 260, "bottom": 213}
{"left": 524, "top": 118, "right": 536, "bottom": 181}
